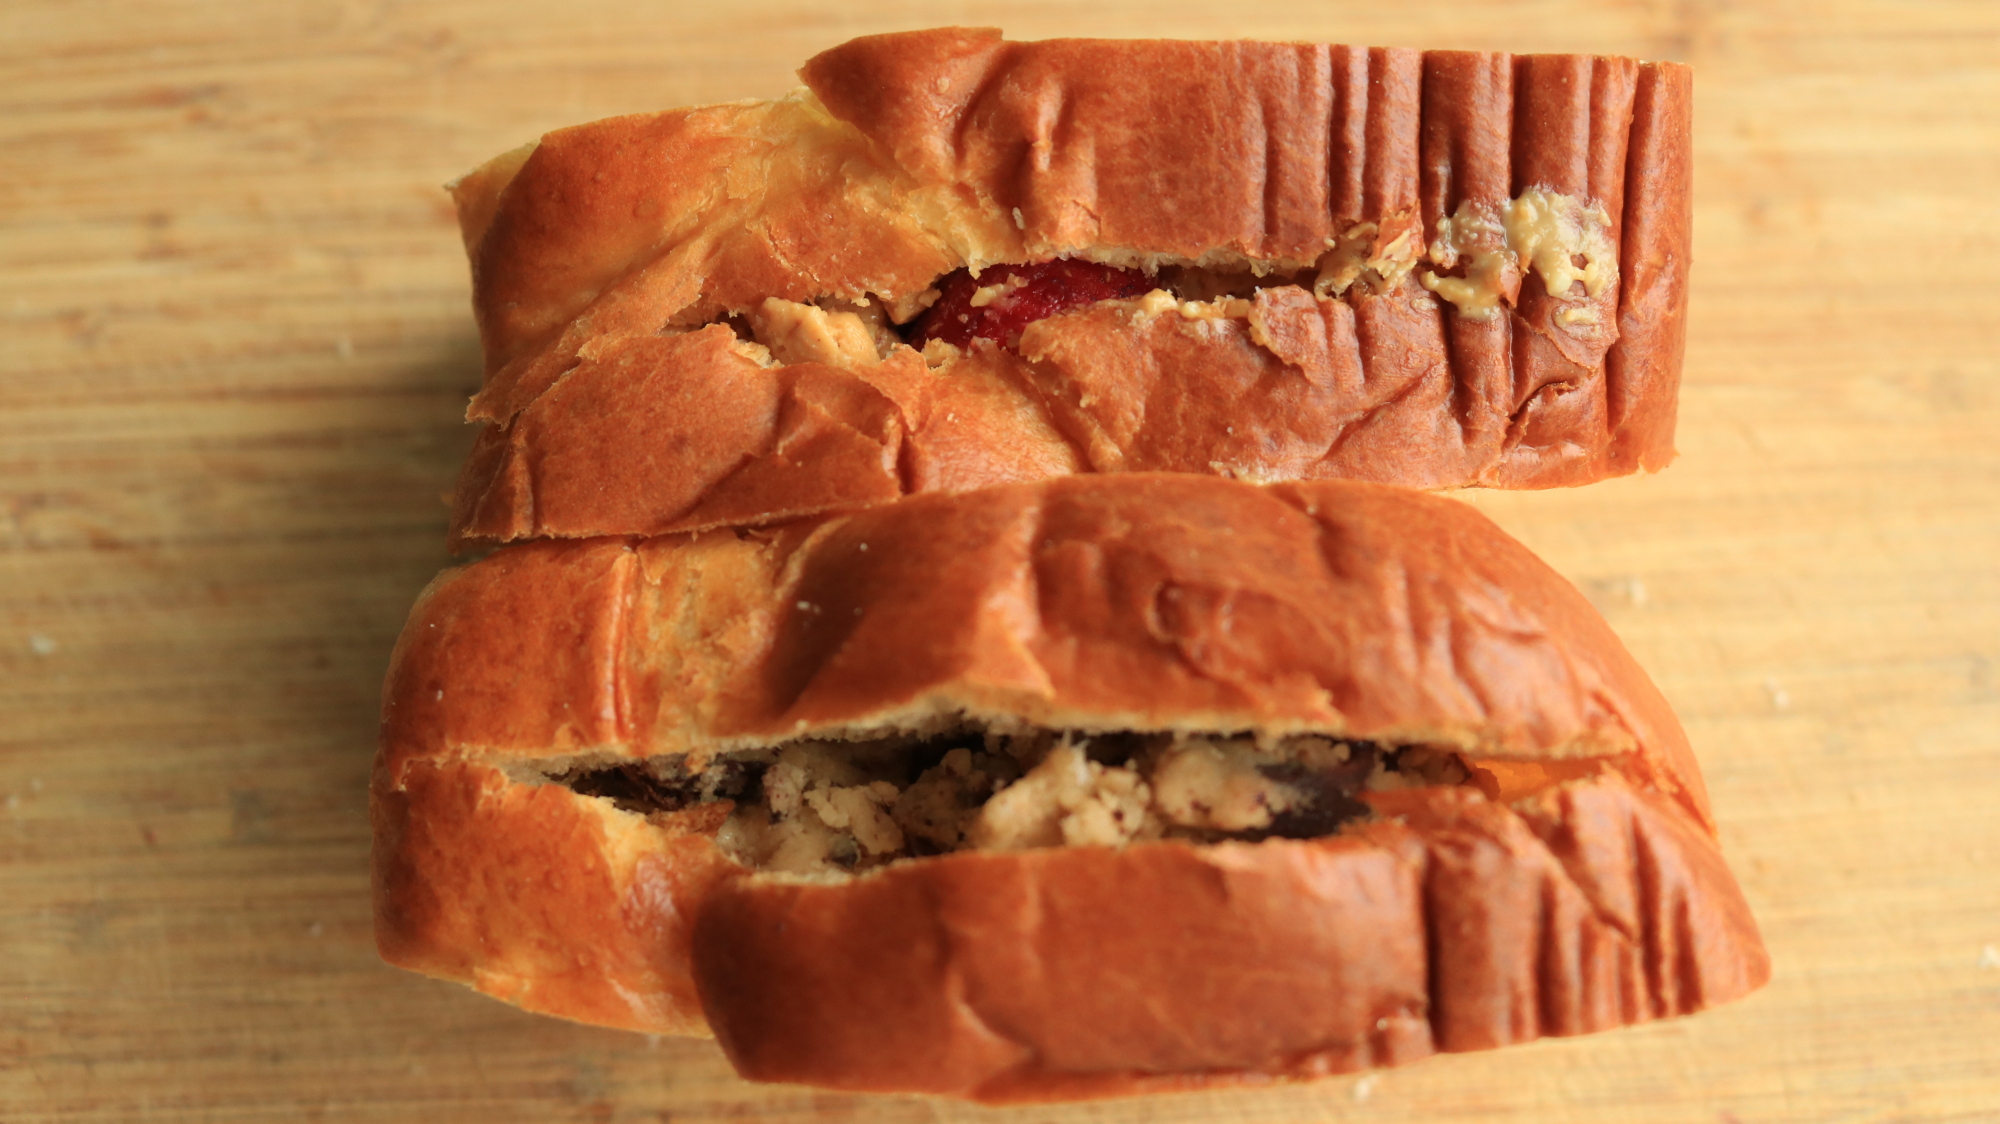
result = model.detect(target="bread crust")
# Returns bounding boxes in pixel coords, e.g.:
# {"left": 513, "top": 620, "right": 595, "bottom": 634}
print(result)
{"left": 375, "top": 476, "right": 1764, "bottom": 1065}
{"left": 443, "top": 31, "right": 1692, "bottom": 546}
{"left": 696, "top": 775, "right": 1766, "bottom": 1102}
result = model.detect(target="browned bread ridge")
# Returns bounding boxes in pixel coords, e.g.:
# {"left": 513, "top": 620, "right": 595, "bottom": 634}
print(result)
{"left": 444, "top": 29, "right": 1693, "bottom": 548}
{"left": 372, "top": 475, "right": 1766, "bottom": 1095}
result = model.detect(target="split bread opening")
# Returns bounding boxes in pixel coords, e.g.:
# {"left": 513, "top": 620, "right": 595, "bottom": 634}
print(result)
{"left": 553, "top": 731, "right": 1490, "bottom": 873}
{"left": 444, "top": 29, "right": 1693, "bottom": 548}
{"left": 372, "top": 475, "right": 1768, "bottom": 1102}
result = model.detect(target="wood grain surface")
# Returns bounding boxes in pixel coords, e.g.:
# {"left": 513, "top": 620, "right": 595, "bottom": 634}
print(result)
{"left": 4, "top": 1, "right": 1998, "bottom": 1120}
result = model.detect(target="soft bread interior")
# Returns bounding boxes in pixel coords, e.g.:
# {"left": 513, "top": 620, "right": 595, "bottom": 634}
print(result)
{"left": 520, "top": 726, "right": 1615, "bottom": 879}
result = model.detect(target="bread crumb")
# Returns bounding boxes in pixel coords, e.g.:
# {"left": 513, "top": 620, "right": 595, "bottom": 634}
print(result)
{"left": 1764, "top": 679, "right": 1791, "bottom": 711}
{"left": 1978, "top": 945, "right": 1999, "bottom": 970}
{"left": 919, "top": 338, "right": 963, "bottom": 368}
{"left": 968, "top": 273, "right": 1027, "bottom": 308}
{"left": 1352, "top": 1074, "right": 1379, "bottom": 1102}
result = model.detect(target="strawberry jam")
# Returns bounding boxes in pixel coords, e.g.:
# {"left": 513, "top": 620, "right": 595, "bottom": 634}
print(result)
{"left": 905, "top": 260, "right": 1155, "bottom": 350}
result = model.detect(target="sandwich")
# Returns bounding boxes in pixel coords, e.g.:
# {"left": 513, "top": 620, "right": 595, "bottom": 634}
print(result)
{"left": 372, "top": 474, "right": 1767, "bottom": 1101}
{"left": 444, "top": 29, "right": 1692, "bottom": 549}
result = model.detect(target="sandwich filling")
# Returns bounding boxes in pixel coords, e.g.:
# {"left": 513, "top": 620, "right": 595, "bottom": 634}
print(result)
{"left": 727, "top": 188, "right": 1613, "bottom": 369}
{"left": 546, "top": 730, "right": 1482, "bottom": 877}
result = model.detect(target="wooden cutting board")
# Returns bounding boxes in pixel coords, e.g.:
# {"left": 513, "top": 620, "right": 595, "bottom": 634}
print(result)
{"left": 5, "top": 1, "right": 1998, "bottom": 1120}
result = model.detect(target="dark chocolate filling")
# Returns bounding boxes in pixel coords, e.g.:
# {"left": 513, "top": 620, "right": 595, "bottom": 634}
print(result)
{"left": 554, "top": 758, "right": 763, "bottom": 817}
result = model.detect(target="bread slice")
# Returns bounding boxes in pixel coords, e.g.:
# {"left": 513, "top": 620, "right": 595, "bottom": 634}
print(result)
{"left": 444, "top": 29, "right": 1693, "bottom": 548}
{"left": 372, "top": 475, "right": 1765, "bottom": 1095}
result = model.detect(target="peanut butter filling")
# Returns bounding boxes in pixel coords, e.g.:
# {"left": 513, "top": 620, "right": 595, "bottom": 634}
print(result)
{"left": 1419, "top": 188, "right": 1619, "bottom": 319}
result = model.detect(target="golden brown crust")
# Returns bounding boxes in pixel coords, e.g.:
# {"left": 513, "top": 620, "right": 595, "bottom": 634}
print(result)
{"left": 693, "top": 774, "right": 1767, "bottom": 1102}
{"left": 376, "top": 476, "right": 1760, "bottom": 1043}
{"left": 371, "top": 543, "right": 737, "bottom": 1033}
{"left": 802, "top": 29, "right": 1348, "bottom": 264}
{"left": 409, "top": 477, "right": 1713, "bottom": 804}
{"left": 460, "top": 95, "right": 990, "bottom": 422}
{"left": 442, "top": 32, "right": 1692, "bottom": 545}
{"left": 1604, "top": 60, "right": 1693, "bottom": 476}
{"left": 371, "top": 756, "right": 732, "bottom": 1035}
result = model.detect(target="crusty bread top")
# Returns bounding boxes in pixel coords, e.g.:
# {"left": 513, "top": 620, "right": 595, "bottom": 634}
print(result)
{"left": 452, "top": 30, "right": 1689, "bottom": 433}
{"left": 381, "top": 475, "right": 1711, "bottom": 828}
{"left": 802, "top": 28, "right": 1395, "bottom": 268}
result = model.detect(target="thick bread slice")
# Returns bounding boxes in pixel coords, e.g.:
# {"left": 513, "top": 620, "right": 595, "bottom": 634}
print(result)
{"left": 697, "top": 775, "right": 1765, "bottom": 1102}
{"left": 374, "top": 476, "right": 1764, "bottom": 1063}
{"left": 445, "top": 30, "right": 1692, "bottom": 545}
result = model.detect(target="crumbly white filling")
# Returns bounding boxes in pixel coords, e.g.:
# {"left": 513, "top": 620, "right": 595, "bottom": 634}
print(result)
{"left": 697, "top": 732, "right": 1464, "bottom": 877}
{"left": 969, "top": 742, "right": 1157, "bottom": 850}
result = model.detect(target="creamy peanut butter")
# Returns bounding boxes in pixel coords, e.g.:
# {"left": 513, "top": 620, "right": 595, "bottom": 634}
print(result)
{"left": 1506, "top": 189, "right": 1617, "bottom": 303}
{"left": 1314, "top": 218, "right": 1423, "bottom": 298}
{"left": 1419, "top": 188, "right": 1618, "bottom": 321}
{"left": 747, "top": 297, "right": 884, "bottom": 368}
{"left": 1175, "top": 296, "right": 1253, "bottom": 321}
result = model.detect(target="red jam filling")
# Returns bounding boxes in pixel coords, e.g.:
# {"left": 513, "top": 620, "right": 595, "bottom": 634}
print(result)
{"left": 905, "top": 260, "right": 1154, "bottom": 350}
